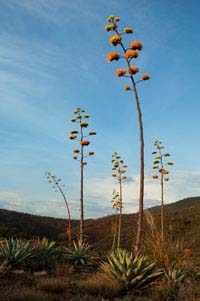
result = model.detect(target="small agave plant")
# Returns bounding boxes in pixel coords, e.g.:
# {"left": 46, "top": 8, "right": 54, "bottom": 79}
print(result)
{"left": 165, "top": 267, "right": 185, "bottom": 286}
{"left": 65, "top": 240, "right": 96, "bottom": 266}
{"left": 0, "top": 237, "right": 34, "bottom": 276}
{"left": 100, "top": 249, "right": 163, "bottom": 291}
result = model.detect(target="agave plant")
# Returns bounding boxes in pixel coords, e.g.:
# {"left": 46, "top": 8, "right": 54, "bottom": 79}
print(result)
{"left": 165, "top": 267, "right": 185, "bottom": 286}
{"left": 65, "top": 240, "right": 96, "bottom": 266}
{"left": 25, "top": 238, "right": 62, "bottom": 272}
{"left": 0, "top": 237, "right": 34, "bottom": 276}
{"left": 100, "top": 249, "right": 163, "bottom": 291}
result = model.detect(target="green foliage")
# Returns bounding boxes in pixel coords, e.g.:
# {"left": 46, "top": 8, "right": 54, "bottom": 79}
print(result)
{"left": 0, "top": 237, "right": 34, "bottom": 275}
{"left": 165, "top": 267, "right": 186, "bottom": 286}
{"left": 100, "top": 249, "right": 163, "bottom": 291}
{"left": 38, "top": 278, "right": 66, "bottom": 293}
{"left": 65, "top": 240, "right": 95, "bottom": 266}
{"left": 24, "top": 238, "right": 62, "bottom": 272}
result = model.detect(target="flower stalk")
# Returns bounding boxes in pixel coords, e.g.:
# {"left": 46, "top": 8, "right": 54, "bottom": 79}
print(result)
{"left": 69, "top": 108, "right": 96, "bottom": 246}
{"left": 105, "top": 15, "right": 150, "bottom": 255}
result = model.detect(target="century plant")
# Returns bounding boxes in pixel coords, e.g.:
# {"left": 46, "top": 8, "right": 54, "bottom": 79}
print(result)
{"left": 152, "top": 140, "right": 173, "bottom": 241}
{"left": 45, "top": 172, "right": 72, "bottom": 248}
{"left": 0, "top": 237, "right": 34, "bottom": 277}
{"left": 101, "top": 249, "right": 163, "bottom": 291}
{"left": 111, "top": 152, "right": 127, "bottom": 248}
{"left": 65, "top": 240, "right": 95, "bottom": 266}
{"left": 105, "top": 15, "right": 150, "bottom": 255}
{"left": 69, "top": 107, "right": 96, "bottom": 246}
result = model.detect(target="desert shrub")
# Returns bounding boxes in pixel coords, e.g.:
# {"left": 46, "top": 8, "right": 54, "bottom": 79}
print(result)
{"left": 80, "top": 272, "right": 123, "bottom": 298}
{"left": 15, "top": 291, "right": 49, "bottom": 301}
{"left": 0, "top": 237, "right": 34, "bottom": 276}
{"left": 100, "top": 249, "right": 163, "bottom": 292}
{"left": 65, "top": 240, "right": 96, "bottom": 266}
{"left": 38, "top": 278, "right": 66, "bottom": 293}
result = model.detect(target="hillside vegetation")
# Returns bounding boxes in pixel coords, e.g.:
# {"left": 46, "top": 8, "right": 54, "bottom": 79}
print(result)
{"left": 0, "top": 196, "right": 199, "bottom": 255}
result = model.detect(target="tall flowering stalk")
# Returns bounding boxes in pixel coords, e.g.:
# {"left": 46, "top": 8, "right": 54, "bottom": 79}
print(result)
{"left": 111, "top": 151, "right": 127, "bottom": 249}
{"left": 111, "top": 189, "right": 120, "bottom": 251}
{"left": 105, "top": 15, "right": 150, "bottom": 255}
{"left": 45, "top": 172, "right": 72, "bottom": 248}
{"left": 69, "top": 107, "right": 96, "bottom": 246}
{"left": 152, "top": 140, "right": 173, "bottom": 241}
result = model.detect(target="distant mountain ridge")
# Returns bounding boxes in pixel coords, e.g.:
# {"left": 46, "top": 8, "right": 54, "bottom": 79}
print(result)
{"left": 0, "top": 196, "right": 199, "bottom": 253}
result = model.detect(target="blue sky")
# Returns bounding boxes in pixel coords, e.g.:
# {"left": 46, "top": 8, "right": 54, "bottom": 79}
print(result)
{"left": 0, "top": 0, "right": 200, "bottom": 219}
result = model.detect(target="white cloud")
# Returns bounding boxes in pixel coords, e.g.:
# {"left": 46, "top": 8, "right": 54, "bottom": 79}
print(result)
{"left": 0, "top": 169, "right": 199, "bottom": 218}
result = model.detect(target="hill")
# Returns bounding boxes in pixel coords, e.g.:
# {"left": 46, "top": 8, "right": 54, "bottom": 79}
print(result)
{"left": 0, "top": 196, "right": 199, "bottom": 254}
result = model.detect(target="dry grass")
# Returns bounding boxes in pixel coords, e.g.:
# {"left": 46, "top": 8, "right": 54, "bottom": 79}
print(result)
{"left": 80, "top": 272, "right": 123, "bottom": 298}
{"left": 38, "top": 277, "right": 66, "bottom": 293}
{"left": 15, "top": 290, "right": 49, "bottom": 301}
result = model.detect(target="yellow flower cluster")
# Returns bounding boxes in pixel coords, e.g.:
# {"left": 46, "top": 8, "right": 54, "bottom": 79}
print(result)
{"left": 115, "top": 69, "right": 127, "bottom": 77}
{"left": 124, "top": 50, "right": 138, "bottom": 59}
{"left": 80, "top": 122, "right": 88, "bottom": 128}
{"left": 128, "top": 66, "right": 139, "bottom": 75}
{"left": 124, "top": 27, "right": 133, "bottom": 34}
{"left": 141, "top": 74, "right": 150, "bottom": 80}
{"left": 106, "top": 52, "right": 120, "bottom": 62}
{"left": 69, "top": 134, "right": 77, "bottom": 140}
{"left": 109, "top": 35, "right": 122, "bottom": 46}
{"left": 71, "top": 130, "right": 78, "bottom": 134}
{"left": 105, "top": 24, "right": 117, "bottom": 32}
{"left": 130, "top": 41, "right": 143, "bottom": 50}
{"left": 89, "top": 131, "right": 96, "bottom": 135}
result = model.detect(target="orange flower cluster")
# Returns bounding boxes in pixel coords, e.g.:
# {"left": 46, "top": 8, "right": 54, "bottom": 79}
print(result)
{"left": 164, "top": 178, "right": 169, "bottom": 181}
{"left": 141, "top": 74, "right": 150, "bottom": 80}
{"left": 124, "top": 50, "right": 138, "bottom": 59}
{"left": 124, "top": 85, "right": 131, "bottom": 91}
{"left": 130, "top": 41, "right": 143, "bottom": 51}
{"left": 119, "top": 169, "right": 126, "bottom": 174}
{"left": 159, "top": 169, "right": 169, "bottom": 174}
{"left": 106, "top": 52, "right": 120, "bottom": 62}
{"left": 184, "top": 248, "right": 192, "bottom": 257}
{"left": 152, "top": 175, "right": 158, "bottom": 179}
{"left": 128, "top": 66, "right": 139, "bottom": 75}
{"left": 124, "top": 27, "right": 133, "bottom": 34}
{"left": 105, "top": 24, "right": 117, "bottom": 32}
{"left": 73, "top": 149, "right": 80, "bottom": 153}
{"left": 112, "top": 174, "right": 117, "bottom": 177}
{"left": 73, "top": 156, "right": 78, "bottom": 160}
{"left": 109, "top": 35, "right": 122, "bottom": 46}
{"left": 71, "top": 130, "right": 78, "bottom": 134}
{"left": 89, "top": 151, "right": 94, "bottom": 156}
{"left": 80, "top": 140, "right": 90, "bottom": 146}
{"left": 116, "top": 69, "right": 127, "bottom": 77}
